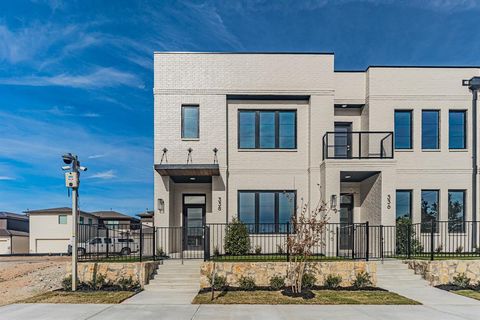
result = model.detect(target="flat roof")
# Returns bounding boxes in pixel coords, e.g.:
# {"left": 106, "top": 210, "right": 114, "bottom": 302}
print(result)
{"left": 336, "top": 65, "right": 480, "bottom": 72}
{"left": 154, "top": 51, "right": 334, "bottom": 55}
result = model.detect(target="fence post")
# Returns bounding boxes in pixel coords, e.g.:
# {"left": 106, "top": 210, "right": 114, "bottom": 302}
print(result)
{"left": 365, "top": 221, "right": 370, "bottom": 261}
{"left": 203, "top": 225, "right": 210, "bottom": 262}
{"left": 286, "top": 222, "right": 290, "bottom": 262}
{"left": 351, "top": 224, "right": 355, "bottom": 260}
{"left": 380, "top": 225, "right": 384, "bottom": 261}
{"left": 336, "top": 226, "right": 339, "bottom": 257}
{"left": 430, "top": 219, "right": 435, "bottom": 261}
{"left": 139, "top": 225, "right": 143, "bottom": 262}
{"left": 407, "top": 223, "right": 412, "bottom": 259}
{"left": 106, "top": 227, "right": 109, "bottom": 259}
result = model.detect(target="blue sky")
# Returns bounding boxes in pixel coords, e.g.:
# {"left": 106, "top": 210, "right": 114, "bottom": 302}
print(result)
{"left": 1, "top": 0, "right": 480, "bottom": 216}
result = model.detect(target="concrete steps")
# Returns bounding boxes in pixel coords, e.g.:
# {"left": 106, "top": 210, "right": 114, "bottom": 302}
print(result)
{"left": 122, "top": 259, "right": 202, "bottom": 305}
{"left": 375, "top": 260, "right": 480, "bottom": 306}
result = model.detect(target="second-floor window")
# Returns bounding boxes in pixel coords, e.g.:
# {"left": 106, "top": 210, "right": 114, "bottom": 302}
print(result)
{"left": 238, "top": 110, "right": 296, "bottom": 149}
{"left": 181, "top": 105, "right": 199, "bottom": 139}
{"left": 394, "top": 110, "right": 412, "bottom": 149}
{"left": 58, "top": 215, "right": 67, "bottom": 224}
{"left": 422, "top": 110, "right": 440, "bottom": 149}
{"left": 449, "top": 110, "right": 466, "bottom": 149}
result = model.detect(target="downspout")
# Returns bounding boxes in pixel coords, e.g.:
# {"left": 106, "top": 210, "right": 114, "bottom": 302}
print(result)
{"left": 225, "top": 97, "right": 229, "bottom": 223}
{"left": 472, "top": 88, "right": 478, "bottom": 245}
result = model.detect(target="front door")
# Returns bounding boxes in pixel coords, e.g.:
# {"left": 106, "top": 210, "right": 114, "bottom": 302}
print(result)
{"left": 334, "top": 123, "right": 353, "bottom": 158}
{"left": 339, "top": 194, "right": 354, "bottom": 250}
{"left": 183, "top": 195, "right": 206, "bottom": 251}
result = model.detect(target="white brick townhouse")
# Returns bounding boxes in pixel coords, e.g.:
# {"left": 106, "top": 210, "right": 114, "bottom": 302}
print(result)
{"left": 153, "top": 52, "right": 480, "bottom": 256}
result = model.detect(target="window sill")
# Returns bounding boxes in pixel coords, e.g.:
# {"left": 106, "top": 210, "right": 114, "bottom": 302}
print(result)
{"left": 395, "top": 149, "right": 414, "bottom": 152}
{"left": 182, "top": 138, "right": 200, "bottom": 141}
{"left": 238, "top": 149, "right": 298, "bottom": 152}
{"left": 449, "top": 149, "right": 468, "bottom": 152}
{"left": 421, "top": 149, "right": 441, "bottom": 152}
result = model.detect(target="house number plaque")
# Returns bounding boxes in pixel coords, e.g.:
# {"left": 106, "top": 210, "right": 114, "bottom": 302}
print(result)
{"left": 217, "top": 197, "right": 222, "bottom": 212}
{"left": 386, "top": 194, "right": 391, "bottom": 209}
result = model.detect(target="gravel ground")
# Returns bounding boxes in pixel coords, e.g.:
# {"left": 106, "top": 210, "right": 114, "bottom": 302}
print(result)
{"left": 0, "top": 256, "right": 69, "bottom": 306}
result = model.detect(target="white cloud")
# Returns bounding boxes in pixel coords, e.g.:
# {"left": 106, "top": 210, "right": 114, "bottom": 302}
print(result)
{"left": 89, "top": 170, "right": 116, "bottom": 179}
{"left": 0, "top": 176, "right": 15, "bottom": 181}
{"left": 0, "top": 67, "right": 143, "bottom": 89}
{"left": 88, "top": 154, "right": 106, "bottom": 159}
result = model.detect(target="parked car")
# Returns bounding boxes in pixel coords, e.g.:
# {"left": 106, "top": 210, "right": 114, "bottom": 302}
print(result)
{"left": 74, "top": 237, "right": 140, "bottom": 256}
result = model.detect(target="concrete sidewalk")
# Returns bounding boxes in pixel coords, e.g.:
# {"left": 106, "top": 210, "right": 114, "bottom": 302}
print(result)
{"left": 1, "top": 303, "right": 480, "bottom": 320}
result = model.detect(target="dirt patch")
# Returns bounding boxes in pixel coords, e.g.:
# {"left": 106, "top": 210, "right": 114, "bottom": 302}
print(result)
{"left": 0, "top": 256, "right": 69, "bottom": 306}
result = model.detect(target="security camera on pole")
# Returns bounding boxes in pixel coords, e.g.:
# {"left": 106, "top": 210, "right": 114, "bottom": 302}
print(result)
{"left": 62, "top": 153, "right": 87, "bottom": 291}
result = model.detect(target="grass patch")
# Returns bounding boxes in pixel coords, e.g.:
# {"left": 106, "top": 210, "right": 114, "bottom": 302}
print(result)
{"left": 210, "top": 255, "right": 346, "bottom": 262}
{"left": 453, "top": 290, "right": 480, "bottom": 301}
{"left": 20, "top": 290, "right": 137, "bottom": 304}
{"left": 192, "top": 289, "right": 420, "bottom": 305}
{"left": 401, "top": 256, "right": 480, "bottom": 261}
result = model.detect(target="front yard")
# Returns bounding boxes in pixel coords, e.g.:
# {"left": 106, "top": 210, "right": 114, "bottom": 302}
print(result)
{"left": 193, "top": 289, "right": 419, "bottom": 305}
{"left": 20, "top": 290, "right": 136, "bottom": 304}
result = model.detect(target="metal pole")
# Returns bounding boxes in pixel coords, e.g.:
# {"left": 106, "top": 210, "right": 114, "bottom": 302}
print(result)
{"left": 365, "top": 221, "right": 370, "bottom": 261}
{"left": 71, "top": 183, "right": 78, "bottom": 291}
{"left": 472, "top": 89, "right": 478, "bottom": 248}
{"left": 430, "top": 219, "right": 435, "bottom": 261}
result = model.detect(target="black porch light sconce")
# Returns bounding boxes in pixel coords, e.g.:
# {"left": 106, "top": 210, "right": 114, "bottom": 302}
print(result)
{"left": 213, "top": 147, "right": 218, "bottom": 164}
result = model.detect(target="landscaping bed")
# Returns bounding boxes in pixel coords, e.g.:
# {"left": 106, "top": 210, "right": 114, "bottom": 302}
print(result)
{"left": 20, "top": 290, "right": 136, "bottom": 304}
{"left": 193, "top": 287, "right": 419, "bottom": 305}
{"left": 435, "top": 273, "right": 480, "bottom": 301}
{"left": 211, "top": 255, "right": 346, "bottom": 262}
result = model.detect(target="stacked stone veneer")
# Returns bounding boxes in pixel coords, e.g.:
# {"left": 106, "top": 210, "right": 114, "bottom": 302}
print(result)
{"left": 200, "top": 261, "right": 376, "bottom": 289}
{"left": 66, "top": 261, "right": 160, "bottom": 288}
{"left": 405, "top": 260, "right": 480, "bottom": 286}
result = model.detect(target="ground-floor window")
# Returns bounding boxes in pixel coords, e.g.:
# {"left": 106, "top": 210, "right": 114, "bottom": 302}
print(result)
{"left": 448, "top": 190, "right": 466, "bottom": 233}
{"left": 238, "top": 190, "right": 296, "bottom": 233}
{"left": 396, "top": 190, "right": 412, "bottom": 221}
{"left": 421, "top": 190, "right": 439, "bottom": 233}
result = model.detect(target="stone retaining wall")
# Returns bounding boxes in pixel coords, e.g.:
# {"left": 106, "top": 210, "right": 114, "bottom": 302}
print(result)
{"left": 405, "top": 260, "right": 480, "bottom": 286}
{"left": 66, "top": 261, "right": 160, "bottom": 288}
{"left": 200, "top": 261, "right": 376, "bottom": 288}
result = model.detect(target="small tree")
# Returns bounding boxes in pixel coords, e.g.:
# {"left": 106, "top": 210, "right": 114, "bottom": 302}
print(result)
{"left": 224, "top": 218, "right": 250, "bottom": 255}
{"left": 286, "top": 200, "right": 333, "bottom": 293}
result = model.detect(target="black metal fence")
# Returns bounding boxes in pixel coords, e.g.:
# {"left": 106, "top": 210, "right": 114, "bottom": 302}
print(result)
{"left": 77, "top": 221, "right": 480, "bottom": 262}
{"left": 322, "top": 131, "right": 394, "bottom": 160}
{"left": 157, "top": 221, "right": 480, "bottom": 262}
{"left": 76, "top": 223, "right": 156, "bottom": 262}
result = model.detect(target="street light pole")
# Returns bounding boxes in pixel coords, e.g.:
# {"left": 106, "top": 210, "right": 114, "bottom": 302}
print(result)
{"left": 62, "top": 153, "right": 87, "bottom": 292}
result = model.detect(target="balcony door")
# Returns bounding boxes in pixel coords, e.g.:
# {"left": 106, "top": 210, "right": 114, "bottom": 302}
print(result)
{"left": 334, "top": 123, "right": 352, "bottom": 158}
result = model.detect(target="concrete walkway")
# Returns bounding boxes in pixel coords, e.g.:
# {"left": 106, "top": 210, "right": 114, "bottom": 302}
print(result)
{"left": 376, "top": 260, "right": 479, "bottom": 306}
{"left": 2, "top": 303, "right": 480, "bottom": 320}
{"left": 122, "top": 259, "right": 201, "bottom": 305}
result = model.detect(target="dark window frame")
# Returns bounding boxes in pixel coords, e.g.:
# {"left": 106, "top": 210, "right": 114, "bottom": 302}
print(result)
{"left": 237, "top": 110, "right": 297, "bottom": 149}
{"left": 421, "top": 189, "right": 440, "bottom": 233}
{"left": 422, "top": 109, "right": 440, "bottom": 150}
{"left": 394, "top": 110, "right": 413, "bottom": 150}
{"left": 237, "top": 190, "right": 297, "bottom": 234}
{"left": 181, "top": 104, "right": 200, "bottom": 139}
{"left": 395, "top": 189, "right": 413, "bottom": 221}
{"left": 449, "top": 110, "right": 467, "bottom": 150}
{"left": 448, "top": 189, "right": 466, "bottom": 233}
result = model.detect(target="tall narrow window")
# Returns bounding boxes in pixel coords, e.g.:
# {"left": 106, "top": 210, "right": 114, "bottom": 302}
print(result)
{"left": 238, "top": 110, "right": 297, "bottom": 149}
{"left": 422, "top": 110, "right": 440, "bottom": 149}
{"left": 396, "top": 190, "right": 412, "bottom": 221}
{"left": 181, "top": 105, "right": 199, "bottom": 139}
{"left": 421, "top": 190, "right": 439, "bottom": 232}
{"left": 238, "top": 191, "right": 295, "bottom": 233}
{"left": 449, "top": 110, "right": 466, "bottom": 149}
{"left": 394, "top": 110, "right": 412, "bottom": 149}
{"left": 448, "top": 190, "right": 465, "bottom": 233}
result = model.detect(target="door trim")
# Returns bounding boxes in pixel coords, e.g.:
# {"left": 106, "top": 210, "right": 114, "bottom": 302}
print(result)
{"left": 182, "top": 194, "right": 206, "bottom": 251}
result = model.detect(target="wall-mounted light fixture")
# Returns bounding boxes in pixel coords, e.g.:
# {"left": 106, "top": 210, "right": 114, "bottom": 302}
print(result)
{"left": 330, "top": 194, "right": 337, "bottom": 209}
{"left": 157, "top": 198, "right": 165, "bottom": 214}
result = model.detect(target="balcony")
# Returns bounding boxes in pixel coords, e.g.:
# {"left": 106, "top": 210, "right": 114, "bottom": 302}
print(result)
{"left": 322, "top": 131, "right": 394, "bottom": 160}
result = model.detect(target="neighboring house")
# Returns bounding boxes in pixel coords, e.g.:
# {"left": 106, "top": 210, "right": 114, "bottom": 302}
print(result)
{"left": 137, "top": 210, "right": 154, "bottom": 227}
{"left": 0, "top": 212, "right": 29, "bottom": 255}
{"left": 154, "top": 52, "right": 480, "bottom": 255}
{"left": 91, "top": 210, "right": 140, "bottom": 228}
{"left": 27, "top": 207, "right": 98, "bottom": 254}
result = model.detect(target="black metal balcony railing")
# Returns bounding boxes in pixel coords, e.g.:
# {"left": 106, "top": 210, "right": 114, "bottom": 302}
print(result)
{"left": 322, "top": 131, "right": 394, "bottom": 160}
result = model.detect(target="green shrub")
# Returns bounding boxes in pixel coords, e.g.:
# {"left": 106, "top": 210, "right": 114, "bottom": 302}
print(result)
{"left": 208, "top": 274, "right": 227, "bottom": 290}
{"left": 238, "top": 276, "right": 256, "bottom": 291}
{"left": 324, "top": 274, "right": 342, "bottom": 289}
{"left": 395, "top": 217, "right": 423, "bottom": 254}
{"left": 352, "top": 271, "right": 372, "bottom": 289}
{"left": 157, "top": 247, "right": 166, "bottom": 257}
{"left": 86, "top": 273, "right": 106, "bottom": 290}
{"left": 62, "top": 275, "right": 72, "bottom": 291}
{"left": 254, "top": 245, "right": 262, "bottom": 255}
{"left": 453, "top": 273, "right": 471, "bottom": 288}
{"left": 224, "top": 218, "right": 250, "bottom": 255}
{"left": 302, "top": 272, "right": 316, "bottom": 289}
{"left": 117, "top": 276, "right": 140, "bottom": 291}
{"left": 213, "top": 246, "right": 220, "bottom": 256}
{"left": 269, "top": 275, "right": 285, "bottom": 290}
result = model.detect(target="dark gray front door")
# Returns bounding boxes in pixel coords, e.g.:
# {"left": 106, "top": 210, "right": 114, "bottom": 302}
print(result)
{"left": 183, "top": 195, "right": 206, "bottom": 251}
{"left": 339, "top": 194, "right": 354, "bottom": 250}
